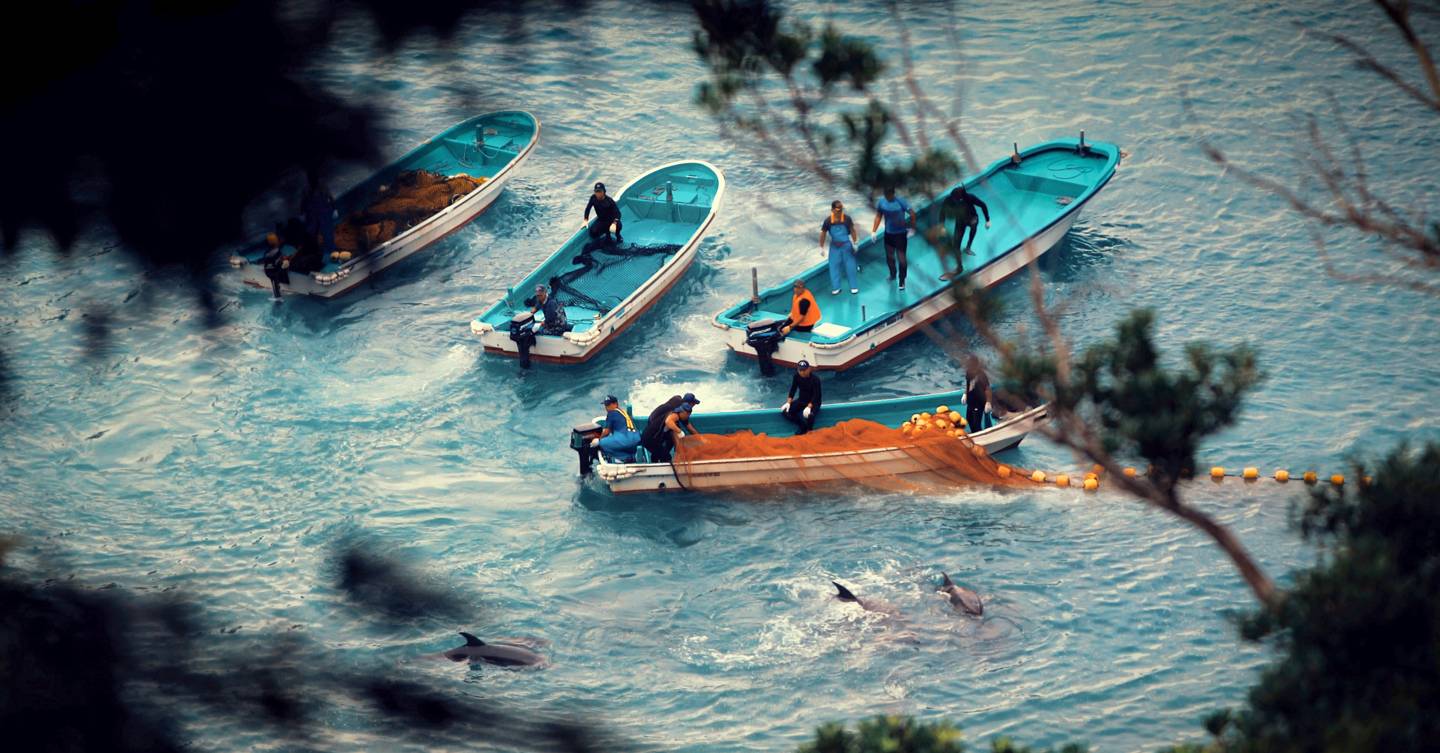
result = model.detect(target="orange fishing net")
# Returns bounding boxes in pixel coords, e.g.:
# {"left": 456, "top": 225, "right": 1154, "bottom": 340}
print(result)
{"left": 674, "top": 417, "right": 1041, "bottom": 494}
{"left": 333, "top": 170, "right": 486, "bottom": 254}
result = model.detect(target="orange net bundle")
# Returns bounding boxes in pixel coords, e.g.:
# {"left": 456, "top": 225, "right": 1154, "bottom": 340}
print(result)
{"left": 673, "top": 417, "right": 1041, "bottom": 494}
{"left": 333, "top": 170, "right": 486, "bottom": 254}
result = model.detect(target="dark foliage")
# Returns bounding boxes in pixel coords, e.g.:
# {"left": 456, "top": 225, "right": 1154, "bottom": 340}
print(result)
{"left": 0, "top": 541, "right": 610, "bottom": 752}
{"left": 795, "top": 716, "right": 1086, "bottom": 753}
{"left": 1165, "top": 443, "right": 1440, "bottom": 753}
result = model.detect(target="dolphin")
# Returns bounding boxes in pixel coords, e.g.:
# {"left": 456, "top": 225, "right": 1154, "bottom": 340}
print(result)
{"left": 831, "top": 581, "right": 900, "bottom": 616}
{"left": 939, "top": 572, "right": 983, "bottom": 616}
{"left": 441, "top": 632, "right": 548, "bottom": 668}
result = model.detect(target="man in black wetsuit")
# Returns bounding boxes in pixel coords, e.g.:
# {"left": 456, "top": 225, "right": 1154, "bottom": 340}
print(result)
{"left": 583, "top": 181, "right": 623, "bottom": 244}
{"left": 640, "top": 393, "right": 700, "bottom": 462}
{"left": 781, "top": 360, "right": 822, "bottom": 435}
{"left": 938, "top": 185, "right": 991, "bottom": 281}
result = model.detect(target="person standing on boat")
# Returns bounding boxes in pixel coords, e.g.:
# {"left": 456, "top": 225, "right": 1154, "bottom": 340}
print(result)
{"left": 939, "top": 185, "right": 991, "bottom": 281}
{"left": 593, "top": 395, "right": 642, "bottom": 462}
{"left": 526, "top": 284, "right": 570, "bottom": 335}
{"left": 302, "top": 174, "right": 336, "bottom": 255}
{"left": 781, "top": 359, "right": 823, "bottom": 435}
{"left": 819, "top": 200, "right": 860, "bottom": 295}
{"left": 780, "top": 278, "right": 821, "bottom": 336}
{"left": 583, "top": 181, "right": 623, "bottom": 245}
{"left": 872, "top": 187, "right": 916, "bottom": 290}
{"left": 963, "top": 355, "right": 993, "bottom": 433}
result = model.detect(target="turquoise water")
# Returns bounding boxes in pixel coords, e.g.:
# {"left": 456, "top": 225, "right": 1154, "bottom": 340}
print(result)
{"left": 3, "top": 1, "right": 1438, "bottom": 751}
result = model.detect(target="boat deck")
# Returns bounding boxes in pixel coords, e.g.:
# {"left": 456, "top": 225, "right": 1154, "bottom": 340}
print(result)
{"left": 721, "top": 141, "right": 1117, "bottom": 342}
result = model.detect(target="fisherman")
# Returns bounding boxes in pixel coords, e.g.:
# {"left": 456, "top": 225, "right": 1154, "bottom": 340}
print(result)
{"left": 938, "top": 185, "right": 991, "bottom": 281}
{"left": 819, "top": 199, "right": 860, "bottom": 295}
{"left": 781, "top": 359, "right": 822, "bottom": 435}
{"left": 302, "top": 173, "right": 336, "bottom": 255}
{"left": 640, "top": 400, "right": 699, "bottom": 463}
{"left": 639, "top": 393, "right": 700, "bottom": 463}
{"left": 261, "top": 231, "right": 292, "bottom": 298}
{"left": 780, "top": 278, "right": 821, "bottom": 336}
{"left": 963, "top": 355, "right": 992, "bottom": 433}
{"left": 583, "top": 181, "right": 623, "bottom": 245}
{"left": 872, "top": 186, "right": 916, "bottom": 290}
{"left": 526, "top": 284, "right": 570, "bottom": 335}
{"left": 592, "top": 395, "right": 642, "bottom": 462}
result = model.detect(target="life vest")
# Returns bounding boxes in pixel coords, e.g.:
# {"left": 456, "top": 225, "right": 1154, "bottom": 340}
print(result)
{"left": 611, "top": 408, "right": 635, "bottom": 432}
{"left": 789, "top": 288, "right": 821, "bottom": 327}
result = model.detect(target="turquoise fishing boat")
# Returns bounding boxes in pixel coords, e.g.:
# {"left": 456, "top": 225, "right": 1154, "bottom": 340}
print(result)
{"left": 230, "top": 110, "right": 539, "bottom": 297}
{"left": 714, "top": 135, "right": 1120, "bottom": 370}
{"left": 469, "top": 161, "right": 725, "bottom": 365}
{"left": 568, "top": 389, "right": 1047, "bottom": 493}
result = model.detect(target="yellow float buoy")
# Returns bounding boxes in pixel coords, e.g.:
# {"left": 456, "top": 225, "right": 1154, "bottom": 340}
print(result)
{"left": 1031, "top": 470, "right": 1046, "bottom": 483}
{"left": 1210, "top": 466, "right": 1226, "bottom": 479}
{"left": 1123, "top": 467, "right": 1136, "bottom": 478}
{"left": 1242, "top": 467, "right": 1259, "bottom": 480}
{"left": 920, "top": 412, "right": 931, "bottom": 420}
{"left": 1084, "top": 472, "right": 1098, "bottom": 481}
{"left": 970, "top": 444, "right": 986, "bottom": 457}
{"left": 1303, "top": 471, "right": 1318, "bottom": 484}
{"left": 1083, "top": 477, "right": 1099, "bottom": 492}
{"left": 911, "top": 414, "right": 921, "bottom": 424}
{"left": 1274, "top": 469, "right": 1290, "bottom": 482}
{"left": 1092, "top": 464, "right": 1104, "bottom": 476}
{"left": 948, "top": 411, "right": 962, "bottom": 424}
{"left": 936, "top": 405, "right": 949, "bottom": 415}
{"left": 1055, "top": 474, "right": 1070, "bottom": 488}
{"left": 997, "top": 465, "right": 1011, "bottom": 479}
{"left": 958, "top": 418, "right": 967, "bottom": 427}
{"left": 1330, "top": 474, "right": 1345, "bottom": 486}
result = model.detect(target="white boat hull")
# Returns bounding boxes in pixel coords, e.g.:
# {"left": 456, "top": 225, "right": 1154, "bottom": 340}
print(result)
{"left": 236, "top": 130, "right": 538, "bottom": 298}
{"left": 594, "top": 404, "right": 1047, "bottom": 494}
{"left": 716, "top": 208, "right": 1081, "bottom": 371}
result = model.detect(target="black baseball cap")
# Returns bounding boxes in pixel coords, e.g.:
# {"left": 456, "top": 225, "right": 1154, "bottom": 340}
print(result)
{"left": 797, "top": 359, "right": 811, "bottom": 370}
{"left": 682, "top": 392, "right": 701, "bottom": 405}
{"left": 594, "top": 182, "right": 606, "bottom": 192}
{"left": 602, "top": 394, "right": 619, "bottom": 405}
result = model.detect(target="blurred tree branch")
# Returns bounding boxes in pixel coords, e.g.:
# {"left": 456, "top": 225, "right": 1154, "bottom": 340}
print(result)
{"left": 1196, "top": 0, "right": 1439, "bottom": 295}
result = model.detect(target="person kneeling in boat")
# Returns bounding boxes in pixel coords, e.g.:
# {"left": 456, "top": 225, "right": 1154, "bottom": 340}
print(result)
{"left": 780, "top": 278, "right": 821, "bottom": 336}
{"left": 938, "top": 185, "right": 990, "bottom": 281}
{"left": 583, "top": 181, "right": 623, "bottom": 245}
{"left": 592, "top": 395, "right": 642, "bottom": 463}
{"left": 963, "top": 355, "right": 993, "bottom": 432}
{"left": 780, "top": 359, "right": 822, "bottom": 435}
{"left": 525, "top": 284, "right": 571, "bottom": 335}
{"left": 640, "top": 400, "right": 699, "bottom": 463}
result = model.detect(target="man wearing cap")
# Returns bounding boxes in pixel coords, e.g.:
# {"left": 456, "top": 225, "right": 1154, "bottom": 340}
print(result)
{"left": 525, "top": 283, "right": 570, "bottom": 335}
{"left": 640, "top": 394, "right": 700, "bottom": 463}
{"left": 593, "top": 395, "right": 641, "bottom": 462}
{"left": 781, "top": 360, "right": 822, "bottom": 435}
{"left": 583, "top": 181, "right": 623, "bottom": 245}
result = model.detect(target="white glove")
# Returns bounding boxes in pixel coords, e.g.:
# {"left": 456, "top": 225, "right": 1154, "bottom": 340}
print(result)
{"left": 802, "top": 406, "right": 812, "bottom": 419}
{"left": 984, "top": 402, "right": 992, "bottom": 413}
{"left": 590, "top": 438, "right": 600, "bottom": 448}
{"left": 781, "top": 401, "right": 791, "bottom": 412}
{"left": 960, "top": 393, "right": 967, "bottom": 404}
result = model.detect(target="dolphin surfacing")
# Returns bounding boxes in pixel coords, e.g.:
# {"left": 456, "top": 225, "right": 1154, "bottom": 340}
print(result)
{"left": 939, "top": 572, "right": 984, "bottom": 616}
{"left": 442, "top": 632, "right": 548, "bottom": 668}
{"left": 831, "top": 581, "right": 899, "bottom": 616}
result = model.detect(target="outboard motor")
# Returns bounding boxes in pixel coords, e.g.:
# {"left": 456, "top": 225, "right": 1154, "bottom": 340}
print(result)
{"left": 744, "top": 318, "right": 786, "bottom": 376}
{"left": 509, "top": 311, "right": 539, "bottom": 368}
{"left": 569, "top": 421, "right": 604, "bottom": 476}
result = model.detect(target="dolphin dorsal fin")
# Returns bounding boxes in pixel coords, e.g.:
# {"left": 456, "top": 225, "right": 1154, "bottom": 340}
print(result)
{"left": 832, "top": 581, "right": 858, "bottom": 602}
{"left": 459, "top": 632, "right": 485, "bottom": 647}
{"left": 941, "top": 572, "right": 955, "bottom": 589}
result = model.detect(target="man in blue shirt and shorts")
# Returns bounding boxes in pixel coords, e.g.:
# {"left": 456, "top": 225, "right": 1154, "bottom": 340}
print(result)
{"left": 872, "top": 187, "right": 916, "bottom": 290}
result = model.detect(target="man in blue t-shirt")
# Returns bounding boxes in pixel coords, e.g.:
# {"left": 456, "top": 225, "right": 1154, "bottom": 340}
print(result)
{"left": 871, "top": 187, "right": 916, "bottom": 290}
{"left": 593, "top": 394, "right": 642, "bottom": 462}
